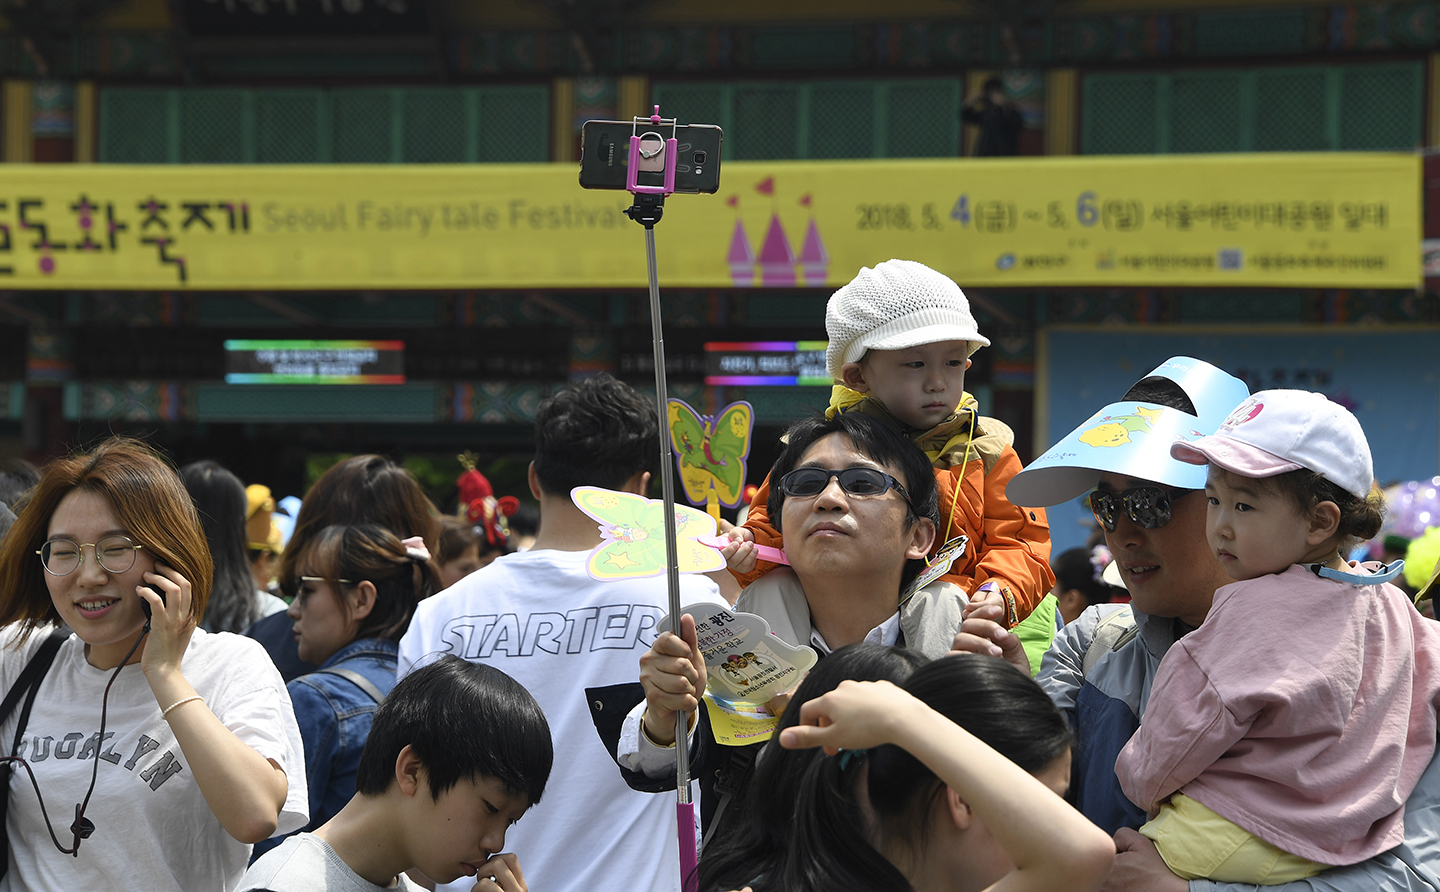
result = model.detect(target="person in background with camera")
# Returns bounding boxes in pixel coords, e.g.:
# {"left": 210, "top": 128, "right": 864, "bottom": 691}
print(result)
{"left": 0, "top": 437, "right": 307, "bottom": 891}
{"left": 961, "top": 75, "right": 1023, "bottom": 157}
{"left": 253, "top": 523, "right": 437, "bottom": 862}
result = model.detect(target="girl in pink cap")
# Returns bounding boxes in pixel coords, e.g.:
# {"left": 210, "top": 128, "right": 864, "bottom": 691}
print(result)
{"left": 1116, "top": 389, "right": 1440, "bottom": 884}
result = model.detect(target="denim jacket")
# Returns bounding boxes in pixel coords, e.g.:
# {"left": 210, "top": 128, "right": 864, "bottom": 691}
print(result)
{"left": 252, "top": 638, "right": 397, "bottom": 859}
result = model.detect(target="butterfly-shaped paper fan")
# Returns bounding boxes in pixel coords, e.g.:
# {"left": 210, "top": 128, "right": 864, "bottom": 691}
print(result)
{"left": 667, "top": 399, "right": 754, "bottom": 509}
{"left": 572, "top": 486, "right": 726, "bottom": 581}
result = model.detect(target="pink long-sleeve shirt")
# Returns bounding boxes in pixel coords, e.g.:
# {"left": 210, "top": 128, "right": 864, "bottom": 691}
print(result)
{"left": 1116, "top": 563, "right": 1440, "bottom": 865}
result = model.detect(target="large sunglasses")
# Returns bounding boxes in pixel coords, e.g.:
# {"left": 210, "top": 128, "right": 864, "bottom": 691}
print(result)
{"left": 778, "top": 466, "right": 915, "bottom": 509}
{"left": 1087, "top": 486, "right": 1194, "bottom": 532}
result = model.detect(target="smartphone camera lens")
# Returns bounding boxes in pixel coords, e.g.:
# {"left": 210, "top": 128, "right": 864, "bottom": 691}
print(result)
{"left": 693, "top": 151, "right": 707, "bottom": 164}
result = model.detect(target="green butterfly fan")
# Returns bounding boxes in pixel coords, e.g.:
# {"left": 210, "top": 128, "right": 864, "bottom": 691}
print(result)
{"left": 667, "top": 399, "right": 754, "bottom": 518}
{"left": 572, "top": 486, "right": 726, "bottom": 580}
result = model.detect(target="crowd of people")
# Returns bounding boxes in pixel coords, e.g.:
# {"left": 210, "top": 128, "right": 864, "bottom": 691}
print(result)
{"left": 0, "top": 258, "right": 1435, "bottom": 892}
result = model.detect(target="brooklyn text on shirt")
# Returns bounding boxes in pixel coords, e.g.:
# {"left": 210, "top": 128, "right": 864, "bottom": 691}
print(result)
{"left": 16, "top": 729, "right": 185, "bottom": 792}
{"left": 438, "top": 604, "right": 665, "bottom": 660}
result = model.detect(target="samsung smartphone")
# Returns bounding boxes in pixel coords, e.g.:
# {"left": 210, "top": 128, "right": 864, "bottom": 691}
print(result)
{"left": 579, "top": 121, "right": 723, "bottom": 194}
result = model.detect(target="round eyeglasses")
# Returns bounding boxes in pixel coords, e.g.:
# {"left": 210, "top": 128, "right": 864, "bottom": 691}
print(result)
{"left": 36, "top": 536, "right": 145, "bottom": 577}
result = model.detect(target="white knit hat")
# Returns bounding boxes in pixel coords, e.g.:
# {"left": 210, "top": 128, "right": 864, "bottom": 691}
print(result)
{"left": 824, "top": 259, "right": 990, "bottom": 381}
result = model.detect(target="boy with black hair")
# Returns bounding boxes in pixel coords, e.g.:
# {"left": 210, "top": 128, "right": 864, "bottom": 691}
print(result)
{"left": 238, "top": 656, "right": 552, "bottom": 892}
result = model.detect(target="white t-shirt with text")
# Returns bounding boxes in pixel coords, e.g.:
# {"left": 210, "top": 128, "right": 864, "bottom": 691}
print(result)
{"left": 0, "top": 627, "right": 308, "bottom": 892}
{"left": 398, "top": 548, "right": 723, "bottom": 892}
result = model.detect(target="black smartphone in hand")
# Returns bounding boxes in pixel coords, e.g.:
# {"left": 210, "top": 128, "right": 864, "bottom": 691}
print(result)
{"left": 140, "top": 582, "right": 166, "bottom": 621}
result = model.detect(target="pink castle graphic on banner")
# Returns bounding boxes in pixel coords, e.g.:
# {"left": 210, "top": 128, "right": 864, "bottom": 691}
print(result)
{"left": 725, "top": 196, "right": 755, "bottom": 286}
{"left": 797, "top": 194, "right": 828, "bottom": 285}
{"left": 758, "top": 215, "right": 795, "bottom": 286}
{"left": 721, "top": 177, "right": 827, "bottom": 287}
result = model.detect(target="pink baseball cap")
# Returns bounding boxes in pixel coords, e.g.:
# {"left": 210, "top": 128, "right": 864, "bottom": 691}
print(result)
{"left": 1169, "top": 389, "right": 1372, "bottom": 499}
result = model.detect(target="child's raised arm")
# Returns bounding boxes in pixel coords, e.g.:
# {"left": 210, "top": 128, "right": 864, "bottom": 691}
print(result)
{"left": 780, "top": 679, "right": 1114, "bottom": 892}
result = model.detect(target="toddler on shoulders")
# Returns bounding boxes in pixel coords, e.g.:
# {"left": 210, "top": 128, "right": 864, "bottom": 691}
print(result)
{"left": 1117, "top": 389, "right": 1440, "bottom": 884}
{"left": 726, "top": 259, "right": 1053, "bottom": 625}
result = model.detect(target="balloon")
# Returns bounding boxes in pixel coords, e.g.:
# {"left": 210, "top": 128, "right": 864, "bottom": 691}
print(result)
{"left": 1405, "top": 526, "right": 1440, "bottom": 590}
{"left": 1389, "top": 478, "right": 1440, "bottom": 541}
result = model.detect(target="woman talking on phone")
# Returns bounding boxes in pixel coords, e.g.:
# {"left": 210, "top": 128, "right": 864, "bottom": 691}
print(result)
{"left": 0, "top": 438, "right": 307, "bottom": 891}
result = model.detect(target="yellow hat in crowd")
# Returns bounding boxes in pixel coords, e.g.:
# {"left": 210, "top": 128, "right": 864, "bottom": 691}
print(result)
{"left": 245, "top": 484, "right": 285, "bottom": 556}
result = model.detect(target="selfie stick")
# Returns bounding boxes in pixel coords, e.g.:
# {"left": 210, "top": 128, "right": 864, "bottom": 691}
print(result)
{"left": 623, "top": 106, "right": 697, "bottom": 892}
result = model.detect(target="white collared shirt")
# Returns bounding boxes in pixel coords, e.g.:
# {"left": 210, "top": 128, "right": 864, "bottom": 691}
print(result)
{"left": 808, "top": 609, "right": 902, "bottom": 655}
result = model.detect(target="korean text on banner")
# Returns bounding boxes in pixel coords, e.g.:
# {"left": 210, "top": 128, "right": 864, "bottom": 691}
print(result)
{"left": 0, "top": 153, "right": 1418, "bottom": 289}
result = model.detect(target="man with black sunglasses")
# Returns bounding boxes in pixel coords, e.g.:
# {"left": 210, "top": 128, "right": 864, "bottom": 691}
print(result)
{"left": 622, "top": 413, "right": 969, "bottom": 840}
{"left": 953, "top": 356, "right": 1440, "bottom": 892}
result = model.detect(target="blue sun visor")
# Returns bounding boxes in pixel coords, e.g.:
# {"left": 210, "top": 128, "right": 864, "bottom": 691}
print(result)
{"left": 1006, "top": 356, "right": 1251, "bottom": 508}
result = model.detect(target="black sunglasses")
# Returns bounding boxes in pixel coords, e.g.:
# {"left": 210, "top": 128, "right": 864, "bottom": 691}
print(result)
{"left": 778, "top": 467, "right": 915, "bottom": 510}
{"left": 1087, "top": 486, "right": 1194, "bottom": 532}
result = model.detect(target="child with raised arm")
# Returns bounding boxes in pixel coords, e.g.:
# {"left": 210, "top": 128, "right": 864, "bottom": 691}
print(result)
{"left": 238, "top": 656, "right": 552, "bottom": 892}
{"left": 725, "top": 259, "right": 1053, "bottom": 626}
{"left": 778, "top": 657, "right": 1114, "bottom": 892}
{"left": 1116, "top": 389, "right": 1440, "bottom": 884}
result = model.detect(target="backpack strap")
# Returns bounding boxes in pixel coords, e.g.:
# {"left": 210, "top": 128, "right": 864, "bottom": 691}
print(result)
{"left": 1081, "top": 607, "right": 1138, "bottom": 677}
{"left": 315, "top": 667, "right": 385, "bottom": 705}
{"left": 701, "top": 745, "right": 759, "bottom": 849}
{"left": 3, "top": 630, "right": 68, "bottom": 757}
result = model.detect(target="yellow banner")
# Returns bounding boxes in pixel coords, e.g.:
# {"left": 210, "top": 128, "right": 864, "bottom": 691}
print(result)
{"left": 0, "top": 154, "right": 1418, "bottom": 289}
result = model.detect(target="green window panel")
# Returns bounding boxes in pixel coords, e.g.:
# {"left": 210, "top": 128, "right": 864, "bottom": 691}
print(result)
{"left": 810, "top": 82, "right": 875, "bottom": 159}
{"left": 1082, "top": 75, "right": 1161, "bottom": 155}
{"left": 99, "top": 89, "right": 172, "bottom": 163}
{"left": 255, "top": 90, "right": 325, "bottom": 164}
{"left": 179, "top": 90, "right": 249, "bottom": 163}
{"left": 1339, "top": 63, "right": 1423, "bottom": 151}
{"left": 1083, "top": 62, "right": 1423, "bottom": 155}
{"left": 476, "top": 86, "right": 550, "bottom": 162}
{"left": 1254, "top": 69, "right": 1330, "bottom": 151}
{"left": 99, "top": 86, "right": 551, "bottom": 164}
{"left": 652, "top": 78, "right": 958, "bottom": 160}
{"left": 332, "top": 89, "right": 399, "bottom": 163}
{"left": 404, "top": 88, "right": 468, "bottom": 163}
{"left": 733, "top": 84, "right": 801, "bottom": 159}
{"left": 886, "top": 81, "right": 959, "bottom": 157}
{"left": 1170, "top": 72, "right": 1245, "bottom": 153}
